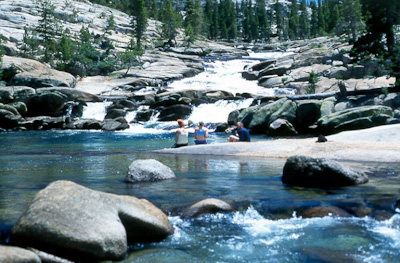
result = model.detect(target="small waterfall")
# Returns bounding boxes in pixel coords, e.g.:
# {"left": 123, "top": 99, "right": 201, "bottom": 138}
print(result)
{"left": 188, "top": 99, "right": 253, "bottom": 124}
{"left": 169, "top": 52, "right": 296, "bottom": 97}
{"left": 80, "top": 52, "right": 296, "bottom": 132}
{"left": 81, "top": 102, "right": 112, "bottom": 121}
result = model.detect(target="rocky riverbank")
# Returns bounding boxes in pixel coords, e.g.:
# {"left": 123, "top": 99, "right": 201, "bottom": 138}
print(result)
{"left": 158, "top": 124, "right": 400, "bottom": 163}
{"left": 0, "top": 1, "right": 398, "bottom": 135}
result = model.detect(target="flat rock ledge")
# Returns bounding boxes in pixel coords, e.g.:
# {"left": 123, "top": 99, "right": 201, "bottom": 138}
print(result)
{"left": 10, "top": 180, "right": 174, "bottom": 262}
{"left": 155, "top": 124, "right": 400, "bottom": 163}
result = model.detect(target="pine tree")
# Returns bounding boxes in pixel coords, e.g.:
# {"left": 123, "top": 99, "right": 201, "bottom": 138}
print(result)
{"left": 118, "top": 39, "right": 144, "bottom": 78}
{"left": 145, "top": 0, "right": 158, "bottom": 19}
{"left": 298, "top": 0, "right": 310, "bottom": 39}
{"left": 255, "top": 0, "right": 270, "bottom": 40}
{"left": 184, "top": 0, "right": 203, "bottom": 43}
{"left": 227, "top": 0, "right": 238, "bottom": 40}
{"left": 351, "top": 0, "right": 400, "bottom": 87}
{"left": 341, "top": 0, "right": 363, "bottom": 42}
{"left": 310, "top": 1, "right": 319, "bottom": 38}
{"left": 211, "top": 1, "right": 220, "bottom": 40}
{"left": 274, "top": 1, "right": 285, "bottom": 41}
{"left": 36, "top": 0, "right": 62, "bottom": 63}
{"left": 160, "top": 0, "right": 182, "bottom": 44}
{"left": 219, "top": 0, "right": 237, "bottom": 41}
{"left": 241, "top": 0, "right": 250, "bottom": 41}
{"left": 131, "top": 0, "right": 148, "bottom": 49}
{"left": 56, "top": 28, "right": 75, "bottom": 71}
{"left": 20, "top": 26, "right": 39, "bottom": 59}
{"left": 248, "top": 0, "right": 258, "bottom": 41}
{"left": 76, "top": 26, "right": 100, "bottom": 76}
{"left": 317, "top": 0, "right": 326, "bottom": 35}
{"left": 288, "top": 0, "right": 299, "bottom": 40}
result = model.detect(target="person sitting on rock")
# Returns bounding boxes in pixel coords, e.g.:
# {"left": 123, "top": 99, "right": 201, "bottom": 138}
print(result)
{"left": 172, "top": 119, "right": 189, "bottom": 148}
{"left": 194, "top": 121, "right": 209, "bottom": 144}
{"left": 228, "top": 122, "right": 251, "bottom": 142}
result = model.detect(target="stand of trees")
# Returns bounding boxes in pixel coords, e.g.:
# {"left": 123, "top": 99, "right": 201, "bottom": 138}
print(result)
{"left": 351, "top": 0, "right": 400, "bottom": 87}
{"left": 15, "top": 0, "right": 399, "bottom": 81}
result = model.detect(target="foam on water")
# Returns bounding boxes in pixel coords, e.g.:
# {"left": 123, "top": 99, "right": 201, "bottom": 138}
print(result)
{"left": 163, "top": 207, "right": 400, "bottom": 262}
{"left": 169, "top": 55, "right": 295, "bottom": 97}
{"left": 188, "top": 99, "right": 254, "bottom": 124}
{"left": 81, "top": 102, "right": 112, "bottom": 121}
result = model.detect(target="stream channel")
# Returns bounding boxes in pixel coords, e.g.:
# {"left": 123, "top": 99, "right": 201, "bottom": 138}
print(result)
{"left": 0, "top": 52, "right": 399, "bottom": 262}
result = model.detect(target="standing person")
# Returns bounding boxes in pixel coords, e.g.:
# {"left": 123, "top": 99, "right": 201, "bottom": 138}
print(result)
{"left": 228, "top": 122, "right": 251, "bottom": 142}
{"left": 194, "top": 121, "right": 209, "bottom": 144}
{"left": 172, "top": 119, "right": 189, "bottom": 148}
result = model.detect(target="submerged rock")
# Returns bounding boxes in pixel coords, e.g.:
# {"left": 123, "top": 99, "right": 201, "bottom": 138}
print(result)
{"left": 10, "top": 180, "right": 173, "bottom": 261}
{"left": 126, "top": 159, "right": 175, "bottom": 183}
{"left": 182, "top": 198, "right": 235, "bottom": 218}
{"left": 282, "top": 155, "right": 368, "bottom": 188}
{"left": 301, "top": 206, "right": 352, "bottom": 218}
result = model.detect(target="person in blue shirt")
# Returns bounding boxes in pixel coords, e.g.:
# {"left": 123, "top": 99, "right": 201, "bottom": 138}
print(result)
{"left": 228, "top": 122, "right": 251, "bottom": 142}
{"left": 194, "top": 121, "right": 209, "bottom": 144}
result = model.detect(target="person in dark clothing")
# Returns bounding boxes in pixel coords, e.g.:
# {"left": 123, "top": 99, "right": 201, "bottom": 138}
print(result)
{"left": 228, "top": 122, "right": 251, "bottom": 142}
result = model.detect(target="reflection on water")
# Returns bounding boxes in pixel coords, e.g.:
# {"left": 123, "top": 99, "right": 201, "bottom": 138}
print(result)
{"left": 0, "top": 131, "right": 400, "bottom": 262}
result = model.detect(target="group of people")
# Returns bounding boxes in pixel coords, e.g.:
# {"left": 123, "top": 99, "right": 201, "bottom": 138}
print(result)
{"left": 172, "top": 119, "right": 250, "bottom": 148}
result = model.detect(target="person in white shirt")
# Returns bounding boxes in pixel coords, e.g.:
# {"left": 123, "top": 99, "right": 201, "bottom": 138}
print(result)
{"left": 172, "top": 119, "right": 188, "bottom": 148}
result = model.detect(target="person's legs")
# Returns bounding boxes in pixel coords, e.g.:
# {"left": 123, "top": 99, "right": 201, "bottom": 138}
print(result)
{"left": 228, "top": 135, "right": 239, "bottom": 142}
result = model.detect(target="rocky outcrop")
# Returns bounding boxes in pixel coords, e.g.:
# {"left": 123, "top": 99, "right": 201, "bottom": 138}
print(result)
{"left": 317, "top": 105, "right": 393, "bottom": 134}
{"left": 0, "top": 86, "right": 36, "bottom": 103}
{"left": 157, "top": 104, "right": 193, "bottom": 122}
{"left": 126, "top": 159, "right": 175, "bottom": 183}
{"left": 282, "top": 155, "right": 369, "bottom": 188}
{"left": 1, "top": 56, "right": 76, "bottom": 88}
{"left": 102, "top": 117, "right": 129, "bottom": 131}
{"left": 36, "top": 87, "right": 101, "bottom": 103}
{"left": 10, "top": 180, "right": 173, "bottom": 262}
{"left": 268, "top": 118, "right": 298, "bottom": 136}
{"left": 230, "top": 91, "right": 400, "bottom": 136}
{"left": 246, "top": 37, "right": 395, "bottom": 94}
{"left": 182, "top": 198, "right": 235, "bottom": 218}
{"left": 0, "top": 246, "right": 41, "bottom": 263}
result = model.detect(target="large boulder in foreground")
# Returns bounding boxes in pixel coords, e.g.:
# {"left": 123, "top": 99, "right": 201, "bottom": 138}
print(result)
{"left": 126, "top": 159, "right": 175, "bottom": 183}
{"left": 182, "top": 198, "right": 235, "bottom": 218}
{"left": 0, "top": 246, "right": 41, "bottom": 263}
{"left": 10, "top": 180, "right": 173, "bottom": 262}
{"left": 282, "top": 155, "right": 368, "bottom": 188}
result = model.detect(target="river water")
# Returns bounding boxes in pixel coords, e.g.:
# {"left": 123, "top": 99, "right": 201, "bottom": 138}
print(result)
{"left": 1, "top": 53, "right": 400, "bottom": 262}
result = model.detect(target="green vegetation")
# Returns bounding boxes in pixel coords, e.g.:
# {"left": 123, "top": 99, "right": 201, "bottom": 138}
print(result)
{"left": 351, "top": 0, "right": 400, "bottom": 87}
{"left": 6, "top": 0, "right": 398, "bottom": 81}
{"left": 131, "top": 0, "right": 148, "bottom": 49}
{"left": 306, "top": 71, "right": 318, "bottom": 94}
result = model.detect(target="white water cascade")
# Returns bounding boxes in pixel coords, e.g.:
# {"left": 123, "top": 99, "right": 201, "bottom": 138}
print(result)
{"left": 169, "top": 51, "right": 295, "bottom": 96}
{"left": 81, "top": 101, "right": 112, "bottom": 121}
{"left": 81, "top": 52, "right": 295, "bottom": 133}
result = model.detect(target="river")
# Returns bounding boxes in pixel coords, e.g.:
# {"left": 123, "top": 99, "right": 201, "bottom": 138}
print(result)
{"left": 1, "top": 52, "right": 400, "bottom": 262}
